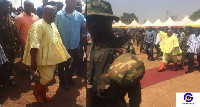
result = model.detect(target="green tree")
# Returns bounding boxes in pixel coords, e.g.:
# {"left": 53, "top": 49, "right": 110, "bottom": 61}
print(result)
{"left": 120, "top": 13, "right": 138, "bottom": 25}
{"left": 190, "top": 9, "right": 200, "bottom": 21}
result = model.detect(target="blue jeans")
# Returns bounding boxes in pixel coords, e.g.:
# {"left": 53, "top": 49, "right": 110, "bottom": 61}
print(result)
{"left": 144, "top": 42, "right": 154, "bottom": 59}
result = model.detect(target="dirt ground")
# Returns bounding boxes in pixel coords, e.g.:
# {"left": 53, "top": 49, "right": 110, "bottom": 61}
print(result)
{"left": 0, "top": 44, "right": 190, "bottom": 107}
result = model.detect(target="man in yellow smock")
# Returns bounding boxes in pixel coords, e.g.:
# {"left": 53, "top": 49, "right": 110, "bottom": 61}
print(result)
{"left": 22, "top": 5, "right": 70, "bottom": 104}
{"left": 157, "top": 29, "right": 182, "bottom": 72}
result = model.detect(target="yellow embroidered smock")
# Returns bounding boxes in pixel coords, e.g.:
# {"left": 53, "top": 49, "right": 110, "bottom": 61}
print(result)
{"left": 159, "top": 31, "right": 182, "bottom": 55}
{"left": 22, "top": 19, "right": 71, "bottom": 66}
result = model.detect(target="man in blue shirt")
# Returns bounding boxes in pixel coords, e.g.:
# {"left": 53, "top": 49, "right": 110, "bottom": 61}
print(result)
{"left": 36, "top": 0, "right": 48, "bottom": 19}
{"left": 144, "top": 27, "right": 156, "bottom": 61}
{"left": 55, "top": 0, "right": 86, "bottom": 90}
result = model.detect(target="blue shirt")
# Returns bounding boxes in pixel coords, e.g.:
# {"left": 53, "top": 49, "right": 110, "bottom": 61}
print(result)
{"left": 36, "top": 5, "right": 43, "bottom": 19}
{"left": 55, "top": 9, "right": 86, "bottom": 50}
{"left": 144, "top": 30, "right": 156, "bottom": 43}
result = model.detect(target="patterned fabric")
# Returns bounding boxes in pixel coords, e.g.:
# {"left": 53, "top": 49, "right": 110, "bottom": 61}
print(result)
{"left": 187, "top": 34, "right": 200, "bottom": 54}
{"left": 108, "top": 53, "right": 145, "bottom": 85}
{"left": 0, "top": 44, "right": 8, "bottom": 65}
{"left": 0, "top": 14, "right": 18, "bottom": 61}
{"left": 87, "top": 0, "right": 119, "bottom": 21}
{"left": 22, "top": 19, "right": 71, "bottom": 66}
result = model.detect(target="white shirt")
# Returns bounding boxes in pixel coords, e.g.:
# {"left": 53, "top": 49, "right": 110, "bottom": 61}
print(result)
{"left": 187, "top": 34, "right": 200, "bottom": 54}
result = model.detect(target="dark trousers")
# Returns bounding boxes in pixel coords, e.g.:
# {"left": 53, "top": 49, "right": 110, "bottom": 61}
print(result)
{"left": 187, "top": 53, "right": 200, "bottom": 71}
{"left": 0, "top": 48, "right": 15, "bottom": 88}
{"left": 58, "top": 47, "right": 84, "bottom": 82}
{"left": 155, "top": 44, "right": 161, "bottom": 57}
{"left": 144, "top": 42, "right": 154, "bottom": 59}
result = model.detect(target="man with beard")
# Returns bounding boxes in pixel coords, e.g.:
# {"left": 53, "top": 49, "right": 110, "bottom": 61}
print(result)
{"left": 157, "top": 29, "right": 182, "bottom": 72}
{"left": 22, "top": 5, "right": 70, "bottom": 104}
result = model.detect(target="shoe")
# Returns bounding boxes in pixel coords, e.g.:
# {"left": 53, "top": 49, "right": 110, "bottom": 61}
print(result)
{"left": 33, "top": 82, "right": 44, "bottom": 104}
{"left": 42, "top": 85, "right": 53, "bottom": 101}
{"left": 185, "top": 71, "right": 192, "bottom": 74}
{"left": 157, "top": 62, "right": 165, "bottom": 72}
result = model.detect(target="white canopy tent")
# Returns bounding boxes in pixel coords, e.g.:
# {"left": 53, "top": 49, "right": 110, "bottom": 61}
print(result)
{"left": 163, "top": 17, "right": 175, "bottom": 26}
{"left": 142, "top": 20, "right": 153, "bottom": 27}
{"left": 112, "top": 20, "right": 127, "bottom": 27}
{"left": 128, "top": 20, "right": 141, "bottom": 27}
{"left": 152, "top": 19, "right": 164, "bottom": 27}
{"left": 180, "top": 16, "right": 193, "bottom": 26}
{"left": 188, "top": 19, "right": 200, "bottom": 27}
{"left": 174, "top": 21, "right": 183, "bottom": 26}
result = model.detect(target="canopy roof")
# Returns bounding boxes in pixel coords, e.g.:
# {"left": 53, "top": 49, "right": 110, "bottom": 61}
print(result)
{"left": 163, "top": 17, "right": 175, "bottom": 26}
{"left": 128, "top": 20, "right": 141, "bottom": 27}
{"left": 180, "top": 16, "right": 193, "bottom": 26}
{"left": 142, "top": 20, "right": 153, "bottom": 26}
{"left": 188, "top": 19, "right": 200, "bottom": 27}
{"left": 152, "top": 19, "right": 164, "bottom": 26}
{"left": 112, "top": 20, "right": 127, "bottom": 27}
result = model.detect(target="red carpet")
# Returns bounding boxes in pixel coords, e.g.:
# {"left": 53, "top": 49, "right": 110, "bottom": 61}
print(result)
{"left": 141, "top": 62, "right": 198, "bottom": 88}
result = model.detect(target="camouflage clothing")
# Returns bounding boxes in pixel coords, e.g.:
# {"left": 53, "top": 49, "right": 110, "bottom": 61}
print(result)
{"left": 0, "top": 13, "right": 18, "bottom": 88}
{"left": 87, "top": 35, "right": 143, "bottom": 107}
{"left": 87, "top": 1, "right": 143, "bottom": 107}
{"left": 87, "top": 0, "right": 119, "bottom": 21}
{"left": 0, "top": 14, "right": 17, "bottom": 61}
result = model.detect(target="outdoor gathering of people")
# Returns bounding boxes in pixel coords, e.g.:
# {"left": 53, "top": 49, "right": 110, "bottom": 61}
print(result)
{"left": 0, "top": 0, "right": 200, "bottom": 106}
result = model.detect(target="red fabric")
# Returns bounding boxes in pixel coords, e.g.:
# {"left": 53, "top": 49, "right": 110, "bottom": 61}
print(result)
{"left": 141, "top": 63, "right": 190, "bottom": 88}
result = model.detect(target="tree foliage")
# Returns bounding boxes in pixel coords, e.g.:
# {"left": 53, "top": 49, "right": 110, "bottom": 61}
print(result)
{"left": 164, "top": 10, "right": 178, "bottom": 21}
{"left": 190, "top": 9, "right": 200, "bottom": 21}
{"left": 120, "top": 13, "right": 138, "bottom": 25}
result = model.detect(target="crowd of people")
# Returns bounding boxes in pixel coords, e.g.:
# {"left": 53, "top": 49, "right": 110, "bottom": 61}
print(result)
{"left": 115, "top": 26, "right": 200, "bottom": 74}
{"left": 0, "top": 0, "right": 87, "bottom": 104}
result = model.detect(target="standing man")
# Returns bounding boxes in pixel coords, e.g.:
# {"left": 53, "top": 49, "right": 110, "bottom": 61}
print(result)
{"left": 55, "top": 0, "right": 86, "bottom": 90}
{"left": 36, "top": 0, "right": 48, "bottom": 19}
{"left": 22, "top": 5, "right": 70, "bottom": 104}
{"left": 144, "top": 27, "right": 156, "bottom": 61}
{"left": 157, "top": 29, "right": 182, "bottom": 72}
{"left": 87, "top": 0, "right": 144, "bottom": 107}
{"left": 185, "top": 29, "right": 200, "bottom": 73}
{"left": 15, "top": 0, "right": 39, "bottom": 50}
{"left": 0, "top": 0, "right": 21, "bottom": 89}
